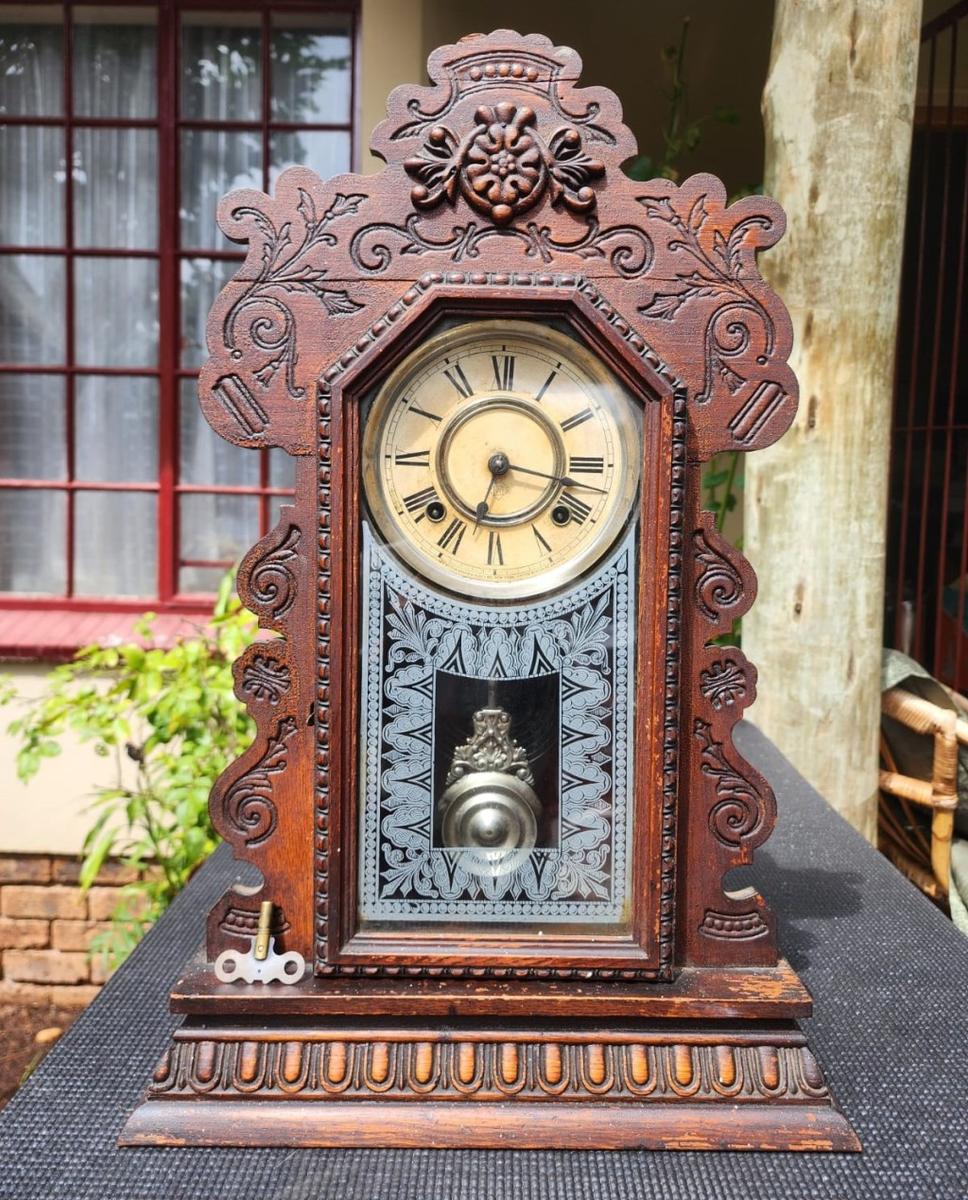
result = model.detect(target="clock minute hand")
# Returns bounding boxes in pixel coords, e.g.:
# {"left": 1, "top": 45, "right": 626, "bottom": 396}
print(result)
{"left": 505, "top": 463, "right": 609, "bottom": 495}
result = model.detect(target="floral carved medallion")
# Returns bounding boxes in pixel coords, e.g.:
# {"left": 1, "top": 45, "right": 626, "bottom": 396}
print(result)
{"left": 404, "top": 103, "right": 605, "bottom": 225}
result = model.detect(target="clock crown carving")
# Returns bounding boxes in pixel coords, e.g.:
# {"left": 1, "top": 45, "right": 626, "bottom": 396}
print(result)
{"left": 123, "top": 29, "right": 859, "bottom": 1154}
{"left": 403, "top": 101, "right": 605, "bottom": 224}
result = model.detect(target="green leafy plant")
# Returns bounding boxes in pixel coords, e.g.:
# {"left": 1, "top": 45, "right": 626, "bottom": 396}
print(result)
{"left": 1, "top": 574, "right": 256, "bottom": 966}
{"left": 627, "top": 16, "right": 749, "bottom": 645}
{"left": 625, "top": 18, "right": 739, "bottom": 186}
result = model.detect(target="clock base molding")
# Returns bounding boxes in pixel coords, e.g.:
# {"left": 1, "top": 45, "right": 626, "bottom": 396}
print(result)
{"left": 169, "top": 958, "right": 814, "bottom": 1021}
{"left": 120, "top": 1016, "right": 859, "bottom": 1151}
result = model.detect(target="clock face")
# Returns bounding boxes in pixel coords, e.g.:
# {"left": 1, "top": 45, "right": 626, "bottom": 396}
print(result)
{"left": 362, "top": 320, "right": 641, "bottom": 598}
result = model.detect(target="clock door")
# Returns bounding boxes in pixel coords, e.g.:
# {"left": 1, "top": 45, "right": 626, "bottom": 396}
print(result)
{"left": 325, "top": 304, "right": 678, "bottom": 976}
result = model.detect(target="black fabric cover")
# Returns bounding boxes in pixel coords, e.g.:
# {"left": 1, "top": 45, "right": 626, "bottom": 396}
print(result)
{"left": 1, "top": 723, "right": 967, "bottom": 1199}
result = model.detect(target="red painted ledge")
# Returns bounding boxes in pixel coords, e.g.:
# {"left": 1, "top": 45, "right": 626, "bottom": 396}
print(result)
{"left": 0, "top": 608, "right": 211, "bottom": 663}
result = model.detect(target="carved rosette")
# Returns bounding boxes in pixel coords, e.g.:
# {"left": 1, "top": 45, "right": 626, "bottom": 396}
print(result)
{"left": 234, "top": 641, "right": 292, "bottom": 714}
{"left": 404, "top": 102, "right": 604, "bottom": 225}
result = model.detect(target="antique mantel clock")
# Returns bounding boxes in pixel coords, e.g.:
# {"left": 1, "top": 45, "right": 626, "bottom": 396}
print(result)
{"left": 122, "top": 31, "right": 859, "bottom": 1151}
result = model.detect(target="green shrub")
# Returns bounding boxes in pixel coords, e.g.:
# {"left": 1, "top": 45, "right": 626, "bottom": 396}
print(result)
{"left": 1, "top": 574, "right": 256, "bottom": 966}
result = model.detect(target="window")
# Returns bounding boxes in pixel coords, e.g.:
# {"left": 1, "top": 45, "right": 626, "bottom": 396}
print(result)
{"left": 0, "top": 1, "right": 356, "bottom": 611}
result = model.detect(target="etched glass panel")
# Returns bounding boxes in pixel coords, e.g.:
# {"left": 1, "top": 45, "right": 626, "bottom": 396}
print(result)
{"left": 358, "top": 523, "right": 636, "bottom": 927}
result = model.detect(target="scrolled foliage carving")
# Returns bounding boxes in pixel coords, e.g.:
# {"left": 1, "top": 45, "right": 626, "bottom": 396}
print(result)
{"left": 223, "top": 190, "right": 365, "bottom": 401}
{"left": 636, "top": 191, "right": 781, "bottom": 413}
{"left": 243, "top": 524, "right": 301, "bottom": 626}
{"left": 222, "top": 716, "right": 298, "bottom": 848}
{"left": 348, "top": 213, "right": 652, "bottom": 277}
{"left": 694, "top": 719, "right": 767, "bottom": 850}
{"left": 699, "top": 657, "right": 748, "bottom": 711}
{"left": 693, "top": 528, "right": 744, "bottom": 625}
{"left": 240, "top": 652, "right": 291, "bottom": 707}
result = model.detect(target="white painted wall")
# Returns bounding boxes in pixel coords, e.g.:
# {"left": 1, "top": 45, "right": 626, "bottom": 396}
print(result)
{"left": 0, "top": 663, "right": 116, "bottom": 854}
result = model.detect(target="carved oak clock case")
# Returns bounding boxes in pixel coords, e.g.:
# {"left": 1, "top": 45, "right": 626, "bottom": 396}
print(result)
{"left": 121, "top": 31, "right": 860, "bottom": 1152}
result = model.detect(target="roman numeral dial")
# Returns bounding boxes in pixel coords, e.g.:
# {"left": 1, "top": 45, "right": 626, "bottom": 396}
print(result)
{"left": 361, "top": 320, "right": 641, "bottom": 600}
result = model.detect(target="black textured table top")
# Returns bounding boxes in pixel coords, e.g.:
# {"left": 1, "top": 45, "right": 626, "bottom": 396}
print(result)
{"left": 2, "top": 722, "right": 967, "bottom": 1199}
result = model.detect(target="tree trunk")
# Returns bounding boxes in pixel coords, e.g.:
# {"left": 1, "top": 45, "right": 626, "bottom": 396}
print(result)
{"left": 745, "top": 0, "right": 922, "bottom": 838}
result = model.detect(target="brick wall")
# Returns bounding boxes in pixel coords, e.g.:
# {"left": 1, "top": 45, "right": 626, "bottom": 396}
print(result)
{"left": 0, "top": 854, "right": 141, "bottom": 1008}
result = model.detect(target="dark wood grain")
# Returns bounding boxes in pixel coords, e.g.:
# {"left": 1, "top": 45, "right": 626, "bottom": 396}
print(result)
{"left": 123, "top": 29, "right": 858, "bottom": 1152}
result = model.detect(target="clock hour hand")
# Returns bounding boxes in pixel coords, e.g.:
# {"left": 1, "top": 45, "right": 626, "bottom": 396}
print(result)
{"left": 473, "top": 474, "right": 498, "bottom": 529}
{"left": 505, "top": 463, "right": 609, "bottom": 495}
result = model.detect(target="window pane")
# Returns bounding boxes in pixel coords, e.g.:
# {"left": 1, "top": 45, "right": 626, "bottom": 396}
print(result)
{"left": 0, "top": 374, "right": 65, "bottom": 479}
{"left": 75, "top": 375, "right": 157, "bottom": 482}
{"left": 270, "top": 12, "right": 351, "bottom": 125}
{"left": 181, "top": 12, "right": 260, "bottom": 122}
{"left": 0, "top": 126, "right": 65, "bottom": 245}
{"left": 179, "top": 492, "right": 258, "bottom": 592}
{"left": 180, "top": 129, "right": 261, "bottom": 250}
{"left": 269, "top": 130, "right": 350, "bottom": 189}
{"left": 74, "top": 257, "right": 158, "bottom": 366}
{"left": 180, "top": 257, "right": 239, "bottom": 368}
{"left": 74, "top": 128, "right": 158, "bottom": 248}
{"left": 0, "top": 6, "right": 63, "bottom": 116}
{"left": 73, "top": 5, "right": 157, "bottom": 119}
{"left": 74, "top": 490, "right": 155, "bottom": 596}
{"left": 269, "top": 448, "right": 294, "bottom": 490}
{"left": 0, "top": 254, "right": 65, "bottom": 363}
{"left": 179, "top": 378, "right": 258, "bottom": 485}
{"left": 0, "top": 487, "right": 66, "bottom": 593}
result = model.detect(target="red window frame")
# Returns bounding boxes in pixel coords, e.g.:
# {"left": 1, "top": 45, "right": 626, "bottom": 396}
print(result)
{"left": 0, "top": 0, "right": 359, "bottom": 629}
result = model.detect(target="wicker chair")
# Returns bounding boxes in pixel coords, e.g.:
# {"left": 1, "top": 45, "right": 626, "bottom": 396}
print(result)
{"left": 878, "top": 686, "right": 968, "bottom": 901}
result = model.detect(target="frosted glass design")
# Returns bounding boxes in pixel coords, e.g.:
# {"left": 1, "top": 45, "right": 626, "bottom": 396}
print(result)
{"left": 359, "top": 522, "right": 636, "bottom": 925}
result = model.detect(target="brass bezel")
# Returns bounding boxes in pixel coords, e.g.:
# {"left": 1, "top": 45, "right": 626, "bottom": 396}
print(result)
{"left": 361, "top": 318, "right": 641, "bottom": 600}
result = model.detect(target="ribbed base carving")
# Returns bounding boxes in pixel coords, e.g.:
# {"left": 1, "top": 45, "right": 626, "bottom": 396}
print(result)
{"left": 121, "top": 1021, "right": 860, "bottom": 1151}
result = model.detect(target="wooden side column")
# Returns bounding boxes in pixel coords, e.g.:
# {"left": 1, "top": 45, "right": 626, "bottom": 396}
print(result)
{"left": 744, "top": 0, "right": 923, "bottom": 838}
